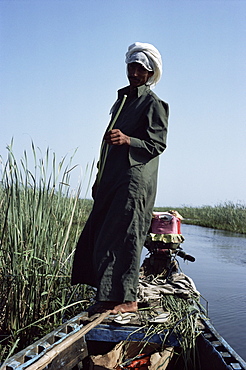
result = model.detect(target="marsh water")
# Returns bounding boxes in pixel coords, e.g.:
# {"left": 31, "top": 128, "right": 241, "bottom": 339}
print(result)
{"left": 142, "top": 223, "right": 246, "bottom": 360}
{"left": 173, "top": 224, "right": 246, "bottom": 360}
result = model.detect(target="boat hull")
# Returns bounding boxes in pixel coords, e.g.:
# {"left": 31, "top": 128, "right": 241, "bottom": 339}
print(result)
{"left": 1, "top": 311, "right": 245, "bottom": 370}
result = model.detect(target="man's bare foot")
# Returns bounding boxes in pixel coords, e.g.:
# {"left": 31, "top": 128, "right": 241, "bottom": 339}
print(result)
{"left": 87, "top": 301, "right": 138, "bottom": 315}
{"left": 110, "top": 301, "right": 138, "bottom": 314}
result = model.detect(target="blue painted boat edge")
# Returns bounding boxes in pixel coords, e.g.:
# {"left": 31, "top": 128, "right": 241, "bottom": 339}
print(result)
{"left": 85, "top": 323, "right": 180, "bottom": 347}
{"left": 202, "top": 317, "right": 246, "bottom": 370}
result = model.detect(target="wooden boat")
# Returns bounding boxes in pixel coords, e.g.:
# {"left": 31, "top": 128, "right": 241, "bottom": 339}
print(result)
{"left": 1, "top": 300, "right": 246, "bottom": 370}
{"left": 1, "top": 227, "right": 245, "bottom": 370}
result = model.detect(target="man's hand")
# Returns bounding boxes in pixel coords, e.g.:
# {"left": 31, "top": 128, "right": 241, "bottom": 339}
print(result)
{"left": 104, "top": 129, "right": 130, "bottom": 146}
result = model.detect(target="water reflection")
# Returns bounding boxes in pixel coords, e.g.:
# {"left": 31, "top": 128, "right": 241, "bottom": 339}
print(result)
{"left": 182, "top": 224, "right": 246, "bottom": 266}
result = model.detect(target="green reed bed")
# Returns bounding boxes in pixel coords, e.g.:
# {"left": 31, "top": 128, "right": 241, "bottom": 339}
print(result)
{"left": 155, "top": 202, "right": 246, "bottom": 234}
{"left": 0, "top": 142, "right": 94, "bottom": 362}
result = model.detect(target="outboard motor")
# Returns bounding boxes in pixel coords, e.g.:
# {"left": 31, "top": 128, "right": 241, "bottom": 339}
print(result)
{"left": 141, "top": 210, "right": 195, "bottom": 277}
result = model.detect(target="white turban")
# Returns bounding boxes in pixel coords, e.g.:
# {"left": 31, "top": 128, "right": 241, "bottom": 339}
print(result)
{"left": 125, "top": 42, "right": 162, "bottom": 86}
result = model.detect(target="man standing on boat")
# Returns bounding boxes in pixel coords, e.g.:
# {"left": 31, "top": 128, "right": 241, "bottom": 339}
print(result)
{"left": 71, "top": 42, "right": 169, "bottom": 314}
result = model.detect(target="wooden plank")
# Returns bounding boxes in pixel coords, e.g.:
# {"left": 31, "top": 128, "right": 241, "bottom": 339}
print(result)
{"left": 42, "top": 336, "right": 87, "bottom": 370}
{"left": 1, "top": 312, "right": 88, "bottom": 370}
{"left": 26, "top": 310, "right": 111, "bottom": 370}
{"left": 24, "top": 310, "right": 111, "bottom": 370}
{"left": 0, "top": 311, "right": 110, "bottom": 370}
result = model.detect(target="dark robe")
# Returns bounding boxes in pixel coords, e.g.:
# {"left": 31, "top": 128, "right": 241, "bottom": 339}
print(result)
{"left": 71, "top": 84, "right": 169, "bottom": 301}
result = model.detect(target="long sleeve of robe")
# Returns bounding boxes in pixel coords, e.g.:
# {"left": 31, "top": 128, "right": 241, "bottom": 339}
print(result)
{"left": 71, "top": 84, "right": 169, "bottom": 302}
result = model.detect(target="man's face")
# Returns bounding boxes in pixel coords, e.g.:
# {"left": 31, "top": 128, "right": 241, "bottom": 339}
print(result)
{"left": 127, "top": 62, "right": 154, "bottom": 88}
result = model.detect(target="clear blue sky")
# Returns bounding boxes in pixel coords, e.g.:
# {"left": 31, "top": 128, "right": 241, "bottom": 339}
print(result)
{"left": 1, "top": 0, "right": 245, "bottom": 207}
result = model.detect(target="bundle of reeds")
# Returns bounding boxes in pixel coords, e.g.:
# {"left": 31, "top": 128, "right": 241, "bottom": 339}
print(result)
{"left": 138, "top": 294, "right": 202, "bottom": 369}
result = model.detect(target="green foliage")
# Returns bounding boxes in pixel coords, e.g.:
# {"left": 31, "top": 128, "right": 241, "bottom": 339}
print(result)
{"left": 0, "top": 141, "right": 94, "bottom": 361}
{"left": 155, "top": 202, "right": 246, "bottom": 234}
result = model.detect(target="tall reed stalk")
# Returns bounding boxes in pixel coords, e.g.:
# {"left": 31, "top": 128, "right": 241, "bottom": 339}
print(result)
{"left": 0, "top": 141, "right": 94, "bottom": 361}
